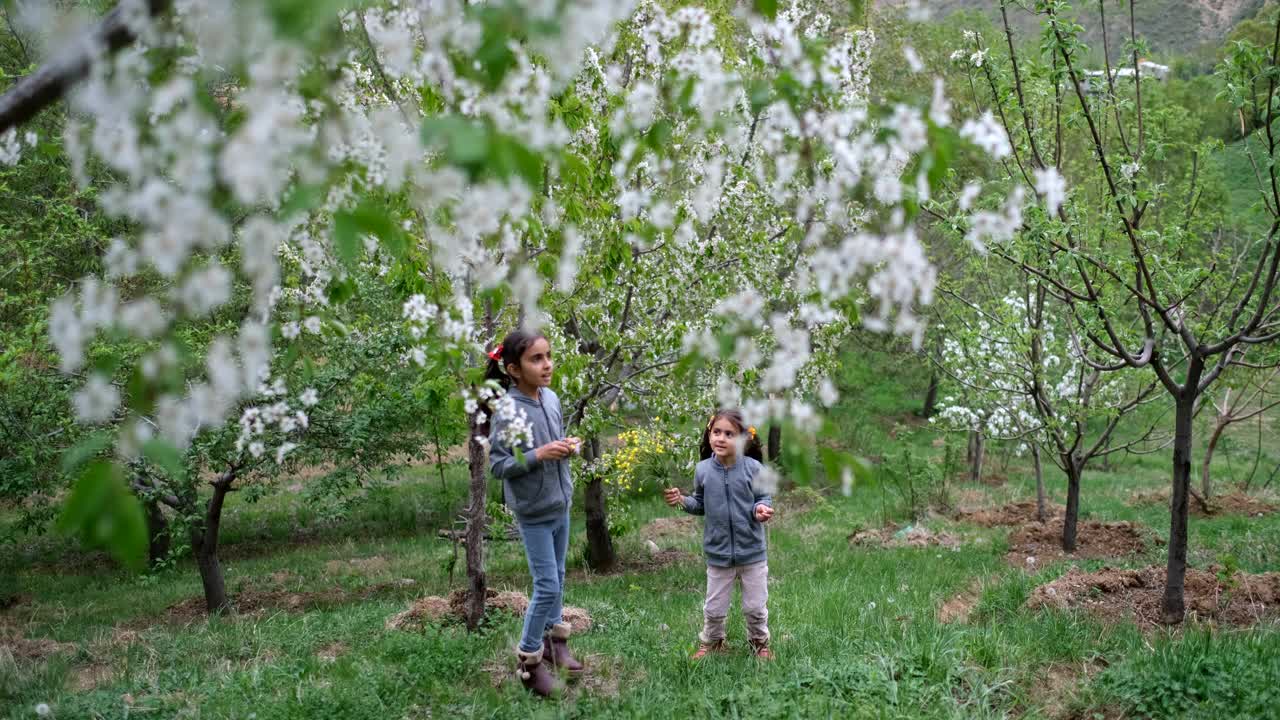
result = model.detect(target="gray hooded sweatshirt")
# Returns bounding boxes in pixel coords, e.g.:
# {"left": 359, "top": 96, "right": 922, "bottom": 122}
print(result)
{"left": 681, "top": 455, "right": 773, "bottom": 567}
{"left": 488, "top": 386, "right": 574, "bottom": 525}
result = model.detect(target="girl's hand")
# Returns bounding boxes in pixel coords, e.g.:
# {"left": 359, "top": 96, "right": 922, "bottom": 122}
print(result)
{"left": 754, "top": 505, "right": 775, "bottom": 523}
{"left": 663, "top": 487, "right": 685, "bottom": 508}
{"left": 535, "top": 440, "right": 574, "bottom": 462}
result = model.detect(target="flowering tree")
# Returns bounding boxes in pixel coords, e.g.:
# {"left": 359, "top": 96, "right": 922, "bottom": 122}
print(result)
{"left": 935, "top": 0, "right": 1280, "bottom": 622}
{"left": 935, "top": 284, "right": 1162, "bottom": 543}
{"left": 3, "top": 0, "right": 1017, "bottom": 614}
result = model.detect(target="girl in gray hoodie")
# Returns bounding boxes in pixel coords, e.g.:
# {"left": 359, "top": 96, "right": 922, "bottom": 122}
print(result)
{"left": 664, "top": 409, "right": 776, "bottom": 660}
{"left": 485, "top": 329, "right": 584, "bottom": 696}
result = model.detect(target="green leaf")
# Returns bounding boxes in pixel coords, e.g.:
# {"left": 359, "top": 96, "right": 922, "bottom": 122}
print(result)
{"left": 422, "top": 116, "right": 490, "bottom": 176}
{"left": 61, "top": 430, "right": 113, "bottom": 475}
{"left": 333, "top": 202, "right": 408, "bottom": 269}
{"left": 754, "top": 0, "right": 778, "bottom": 19}
{"left": 332, "top": 212, "right": 364, "bottom": 269}
{"left": 142, "top": 439, "right": 188, "bottom": 482}
{"left": 57, "top": 461, "right": 147, "bottom": 572}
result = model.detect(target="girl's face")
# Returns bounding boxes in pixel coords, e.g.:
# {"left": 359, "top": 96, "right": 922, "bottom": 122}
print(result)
{"left": 507, "top": 337, "right": 554, "bottom": 390}
{"left": 708, "top": 417, "right": 741, "bottom": 462}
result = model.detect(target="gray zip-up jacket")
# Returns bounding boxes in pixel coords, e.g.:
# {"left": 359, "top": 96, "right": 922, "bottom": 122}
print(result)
{"left": 489, "top": 386, "right": 574, "bottom": 525}
{"left": 681, "top": 455, "right": 773, "bottom": 567}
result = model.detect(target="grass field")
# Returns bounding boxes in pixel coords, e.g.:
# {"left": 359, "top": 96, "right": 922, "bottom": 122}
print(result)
{"left": 4, "top": 345, "right": 1280, "bottom": 719}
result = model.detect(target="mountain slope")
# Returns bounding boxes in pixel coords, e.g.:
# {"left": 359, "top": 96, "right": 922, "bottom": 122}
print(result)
{"left": 878, "top": 0, "right": 1266, "bottom": 57}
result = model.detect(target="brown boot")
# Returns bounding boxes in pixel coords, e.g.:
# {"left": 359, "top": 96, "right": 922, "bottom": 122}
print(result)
{"left": 692, "top": 639, "right": 726, "bottom": 660}
{"left": 750, "top": 639, "right": 774, "bottom": 661}
{"left": 543, "top": 623, "right": 585, "bottom": 678}
{"left": 516, "top": 646, "right": 561, "bottom": 697}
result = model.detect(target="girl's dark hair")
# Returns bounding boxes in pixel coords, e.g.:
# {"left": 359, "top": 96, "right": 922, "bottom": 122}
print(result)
{"left": 699, "top": 409, "right": 764, "bottom": 462}
{"left": 479, "top": 329, "right": 548, "bottom": 436}
{"left": 483, "top": 329, "right": 548, "bottom": 390}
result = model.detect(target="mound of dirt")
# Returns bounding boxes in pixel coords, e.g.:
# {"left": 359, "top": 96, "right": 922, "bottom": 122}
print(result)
{"left": 936, "top": 579, "right": 986, "bottom": 624}
{"left": 849, "top": 523, "right": 961, "bottom": 549}
{"left": 1028, "top": 565, "right": 1280, "bottom": 628}
{"left": 1005, "top": 519, "right": 1148, "bottom": 569}
{"left": 641, "top": 516, "right": 699, "bottom": 542}
{"left": 324, "top": 556, "right": 391, "bottom": 576}
{"left": 1127, "top": 489, "right": 1277, "bottom": 518}
{"left": 162, "top": 578, "right": 418, "bottom": 624}
{"left": 957, "top": 500, "right": 1065, "bottom": 527}
{"left": 0, "top": 631, "right": 77, "bottom": 662}
{"left": 385, "top": 588, "right": 593, "bottom": 633}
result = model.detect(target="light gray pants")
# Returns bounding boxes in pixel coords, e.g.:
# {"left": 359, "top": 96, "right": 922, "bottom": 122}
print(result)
{"left": 700, "top": 560, "right": 769, "bottom": 644}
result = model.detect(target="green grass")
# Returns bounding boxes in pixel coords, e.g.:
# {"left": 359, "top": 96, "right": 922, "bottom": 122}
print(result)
{"left": 4, "top": 345, "right": 1280, "bottom": 719}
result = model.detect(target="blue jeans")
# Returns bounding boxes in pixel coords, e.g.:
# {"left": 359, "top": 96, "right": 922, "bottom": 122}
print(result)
{"left": 517, "top": 512, "right": 570, "bottom": 653}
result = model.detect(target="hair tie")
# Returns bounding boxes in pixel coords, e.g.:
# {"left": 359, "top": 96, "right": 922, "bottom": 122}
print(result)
{"left": 488, "top": 344, "right": 504, "bottom": 362}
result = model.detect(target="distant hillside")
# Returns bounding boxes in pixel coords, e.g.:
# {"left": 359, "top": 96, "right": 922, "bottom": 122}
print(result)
{"left": 877, "top": 0, "right": 1267, "bottom": 57}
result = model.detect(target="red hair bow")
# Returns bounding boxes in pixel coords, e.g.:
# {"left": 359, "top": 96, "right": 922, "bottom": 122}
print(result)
{"left": 488, "top": 344, "right": 504, "bottom": 362}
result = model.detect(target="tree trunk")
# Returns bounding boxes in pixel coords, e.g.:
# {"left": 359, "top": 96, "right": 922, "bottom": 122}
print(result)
{"left": 1201, "top": 419, "right": 1227, "bottom": 500}
{"left": 193, "top": 477, "right": 233, "bottom": 614}
{"left": 919, "top": 371, "right": 939, "bottom": 418}
{"left": 145, "top": 499, "right": 170, "bottom": 569}
{"left": 1061, "top": 456, "right": 1083, "bottom": 553}
{"left": 1162, "top": 393, "right": 1197, "bottom": 625}
{"left": 1245, "top": 411, "right": 1264, "bottom": 492}
{"left": 969, "top": 430, "right": 985, "bottom": 484}
{"left": 583, "top": 437, "right": 615, "bottom": 571}
{"left": 767, "top": 425, "right": 781, "bottom": 462}
{"left": 1032, "top": 443, "right": 1046, "bottom": 522}
{"left": 463, "top": 414, "right": 488, "bottom": 631}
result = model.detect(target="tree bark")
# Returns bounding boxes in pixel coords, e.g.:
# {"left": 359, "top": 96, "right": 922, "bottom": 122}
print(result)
{"left": 1163, "top": 392, "right": 1197, "bottom": 625}
{"left": 463, "top": 414, "right": 488, "bottom": 631}
{"left": 919, "top": 371, "right": 939, "bottom": 418}
{"left": 145, "top": 498, "right": 170, "bottom": 569}
{"left": 0, "top": 0, "right": 172, "bottom": 133}
{"left": 1062, "top": 457, "right": 1082, "bottom": 552}
{"left": 192, "top": 476, "right": 233, "bottom": 614}
{"left": 582, "top": 439, "right": 615, "bottom": 571}
{"left": 767, "top": 425, "right": 781, "bottom": 462}
{"left": 969, "top": 430, "right": 985, "bottom": 484}
{"left": 1032, "top": 442, "right": 1047, "bottom": 522}
{"left": 1201, "top": 418, "right": 1227, "bottom": 500}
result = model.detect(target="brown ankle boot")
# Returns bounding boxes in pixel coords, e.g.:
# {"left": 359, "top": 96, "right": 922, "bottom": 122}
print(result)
{"left": 543, "top": 623, "right": 585, "bottom": 678}
{"left": 692, "top": 639, "right": 726, "bottom": 659}
{"left": 750, "top": 639, "right": 774, "bottom": 660}
{"left": 516, "top": 646, "right": 561, "bottom": 697}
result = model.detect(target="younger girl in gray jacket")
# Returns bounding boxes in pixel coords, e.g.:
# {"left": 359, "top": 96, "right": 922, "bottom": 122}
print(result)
{"left": 664, "top": 409, "right": 776, "bottom": 659}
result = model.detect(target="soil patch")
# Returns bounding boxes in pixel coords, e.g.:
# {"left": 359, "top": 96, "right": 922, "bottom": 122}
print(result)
{"left": 937, "top": 579, "right": 985, "bottom": 624}
{"left": 482, "top": 652, "right": 635, "bottom": 699}
{"left": 957, "top": 500, "right": 1065, "bottom": 527}
{"left": 159, "top": 578, "right": 417, "bottom": 625}
{"left": 385, "top": 588, "right": 593, "bottom": 633}
{"left": 69, "top": 663, "right": 114, "bottom": 692}
{"left": 1028, "top": 565, "right": 1280, "bottom": 628}
{"left": 641, "top": 516, "right": 699, "bottom": 543}
{"left": 776, "top": 487, "right": 828, "bottom": 515}
{"left": 0, "top": 631, "right": 77, "bottom": 662}
{"left": 1023, "top": 659, "right": 1109, "bottom": 719}
{"left": 849, "top": 523, "right": 961, "bottom": 550}
{"left": 1005, "top": 519, "right": 1148, "bottom": 569}
{"left": 1129, "top": 488, "right": 1276, "bottom": 518}
{"left": 316, "top": 642, "right": 348, "bottom": 663}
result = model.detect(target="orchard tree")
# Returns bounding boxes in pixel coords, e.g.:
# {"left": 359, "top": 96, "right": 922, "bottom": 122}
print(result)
{"left": 3, "top": 0, "right": 1015, "bottom": 614}
{"left": 936, "top": 0, "right": 1280, "bottom": 622}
